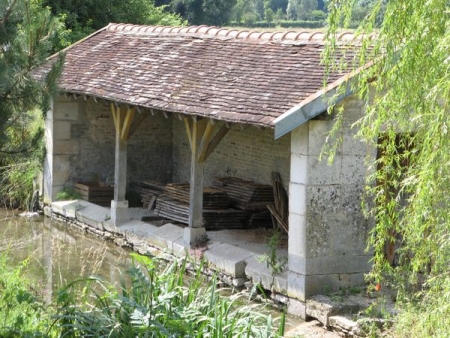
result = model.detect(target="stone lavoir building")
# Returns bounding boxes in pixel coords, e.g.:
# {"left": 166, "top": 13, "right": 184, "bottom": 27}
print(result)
{"left": 40, "top": 23, "right": 374, "bottom": 316}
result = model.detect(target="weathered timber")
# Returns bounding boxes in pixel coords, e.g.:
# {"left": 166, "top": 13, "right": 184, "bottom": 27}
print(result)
{"left": 155, "top": 195, "right": 246, "bottom": 229}
{"left": 74, "top": 182, "right": 114, "bottom": 207}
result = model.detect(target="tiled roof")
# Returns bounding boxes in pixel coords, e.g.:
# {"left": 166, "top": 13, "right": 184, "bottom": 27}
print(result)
{"left": 42, "top": 23, "right": 360, "bottom": 127}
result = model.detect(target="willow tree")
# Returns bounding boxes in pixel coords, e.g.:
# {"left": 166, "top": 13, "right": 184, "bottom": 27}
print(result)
{"left": 0, "top": 0, "right": 62, "bottom": 208}
{"left": 324, "top": 0, "right": 450, "bottom": 335}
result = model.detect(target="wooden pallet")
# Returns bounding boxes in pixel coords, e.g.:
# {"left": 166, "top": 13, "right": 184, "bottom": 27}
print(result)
{"left": 74, "top": 182, "right": 114, "bottom": 206}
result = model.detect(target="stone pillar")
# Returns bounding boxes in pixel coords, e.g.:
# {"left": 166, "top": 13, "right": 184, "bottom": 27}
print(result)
{"left": 287, "top": 124, "right": 309, "bottom": 318}
{"left": 44, "top": 95, "right": 80, "bottom": 203}
{"left": 287, "top": 97, "right": 374, "bottom": 318}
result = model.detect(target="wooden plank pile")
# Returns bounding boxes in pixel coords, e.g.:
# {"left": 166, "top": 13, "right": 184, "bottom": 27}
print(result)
{"left": 131, "top": 180, "right": 165, "bottom": 209}
{"left": 133, "top": 178, "right": 276, "bottom": 230}
{"left": 164, "top": 183, "right": 230, "bottom": 209}
{"left": 267, "top": 172, "right": 289, "bottom": 234}
{"left": 212, "top": 177, "right": 274, "bottom": 210}
{"left": 154, "top": 183, "right": 246, "bottom": 229}
{"left": 211, "top": 177, "right": 274, "bottom": 228}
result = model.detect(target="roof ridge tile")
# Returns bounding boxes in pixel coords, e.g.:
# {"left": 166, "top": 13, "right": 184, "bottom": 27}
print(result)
{"left": 105, "top": 23, "right": 363, "bottom": 44}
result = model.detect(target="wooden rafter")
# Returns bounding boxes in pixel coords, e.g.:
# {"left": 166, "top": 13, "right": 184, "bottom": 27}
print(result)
{"left": 184, "top": 117, "right": 231, "bottom": 162}
{"left": 184, "top": 117, "right": 193, "bottom": 151}
{"left": 121, "top": 107, "right": 135, "bottom": 141}
{"left": 201, "top": 123, "right": 230, "bottom": 162}
{"left": 110, "top": 104, "right": 139, "bottom": 141}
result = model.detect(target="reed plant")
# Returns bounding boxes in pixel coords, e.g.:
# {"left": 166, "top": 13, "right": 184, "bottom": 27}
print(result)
{"left": 55, "top": 253, "right": 285, "bottom": 337}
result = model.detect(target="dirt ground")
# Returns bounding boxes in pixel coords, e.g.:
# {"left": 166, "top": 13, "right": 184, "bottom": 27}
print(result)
{"left": 284, "top": 319, "right": 341, "bottom": 338}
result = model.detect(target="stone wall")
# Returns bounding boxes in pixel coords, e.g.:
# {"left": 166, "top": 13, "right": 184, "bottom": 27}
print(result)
{"left": 288, "top": 95, "right": 375, "bottom": 306}
{"left": 171, "top": 118, "right": 291, "bottom": 188}
{"left": 44, "top": 96, "right": 172, "bottom": 203}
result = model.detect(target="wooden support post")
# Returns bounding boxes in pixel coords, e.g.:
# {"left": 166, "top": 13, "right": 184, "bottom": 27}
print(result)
{"left": 183, "top": 117, "right": 231, "bottom": 246}
{"left": 188, "top": 117, "right": 207, "bottom": 229}
{"left": 110, "top": 104, "right": 131, "bottom": 225}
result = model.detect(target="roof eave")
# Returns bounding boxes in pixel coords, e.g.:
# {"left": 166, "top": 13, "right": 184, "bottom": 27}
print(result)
{"left": 274, "top": 60, "right": 374, "bottom": 139}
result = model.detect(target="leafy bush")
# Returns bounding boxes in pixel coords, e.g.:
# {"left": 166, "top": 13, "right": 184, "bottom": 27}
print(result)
{"left": 0, "top": 255, "right": 55, "bottom": 337}
{"left": 56, "top": 254, "right": 285, "bottom": 337}
{"left": 0, "top": 109, "right": 45, "bottom": 210}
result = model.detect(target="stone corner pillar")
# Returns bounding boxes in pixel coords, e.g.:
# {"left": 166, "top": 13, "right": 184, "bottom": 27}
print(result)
{"left": 110, "top": 200, "right": 129, "bottom": 225}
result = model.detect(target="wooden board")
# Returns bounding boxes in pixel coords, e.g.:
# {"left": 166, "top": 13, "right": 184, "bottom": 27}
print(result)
{"left": 74, "top": 182, "right": 114, "bottom": 206}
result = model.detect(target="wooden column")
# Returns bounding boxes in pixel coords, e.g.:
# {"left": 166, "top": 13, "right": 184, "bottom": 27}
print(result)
{"left": 110, "top": 104, "right": 135, "bottom": 225}
{"left": 183, "top": 116, "right": 230, "bottom": 245}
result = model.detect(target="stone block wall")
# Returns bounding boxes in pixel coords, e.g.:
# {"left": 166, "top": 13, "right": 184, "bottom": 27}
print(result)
{"left": 171, "top": 118, "right": 291, "bottom": 188}
{"left": 288, "top": 95, "right": 375, "bottom": 302}
{"left": 44, "top": 95, "right": 172, "bottom": 203}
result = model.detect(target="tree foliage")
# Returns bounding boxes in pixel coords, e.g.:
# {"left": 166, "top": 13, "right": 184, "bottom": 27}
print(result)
{"left": 325, "top": 0, "right": 450, "bottom": 334}
{"left": 43, "top": 0, "right": 184, "bottom": 48}
{"left": 172, "top": 0, "right": 237, "bottom": 25}
{"left": 0, "top": 0, "right": 63, "bottom": 208}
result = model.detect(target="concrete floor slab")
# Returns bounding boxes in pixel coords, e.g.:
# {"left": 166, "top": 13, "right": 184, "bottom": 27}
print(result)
{"left": 172, "top": 238, "right": 188, "bottom": 258}
{"left": 52, "top": 200, "right": 90, "bottom": 218}
{"left": 118, "top": 219, "right": 159, "bottom": 239}
{"left": 207, "top": 228, "right": 284, "bottom": 254}
{"left": 245, "top": 255, "right": 276, "bottom": 290}
{"left": 76, "top": 204, "right": 110, "bottom": 230}
{"left": 147, "top": 223, "right": 184, "bottom": 253}
{"left": 203, "top": 243, "right": 255, "bottom": 277}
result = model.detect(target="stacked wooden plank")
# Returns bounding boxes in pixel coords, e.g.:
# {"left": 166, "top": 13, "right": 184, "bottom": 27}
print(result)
{"left": 164, "top": 183, "right": 230, "bottom": 209}
{"left": 212, "top": 177, "right": 274, "bottom": 210}
{"left": 154, "top": 195, "right": 189, "bottom": 224}
{"left": 131, "top": 180, "right": 165, "bottom": 209}
{"left": 155, "top": 183, "right": 246, "bottom": 229}
{"left": 212, "top": 177, "right": 274, "bottom": 228}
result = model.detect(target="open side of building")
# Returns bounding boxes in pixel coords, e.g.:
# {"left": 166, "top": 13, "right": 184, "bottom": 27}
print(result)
{"left": 40, "top": 23, "right": 375, "bottom": 317}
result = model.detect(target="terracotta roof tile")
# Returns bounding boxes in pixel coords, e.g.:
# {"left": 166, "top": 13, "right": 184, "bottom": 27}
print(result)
{"left": 41, "top": 24, "right": 360, "bottom": 127}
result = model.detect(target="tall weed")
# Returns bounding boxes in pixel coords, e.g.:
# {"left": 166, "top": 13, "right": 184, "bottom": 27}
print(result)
{"left": 55, "top": 254, "right": 285, "bottom": 337}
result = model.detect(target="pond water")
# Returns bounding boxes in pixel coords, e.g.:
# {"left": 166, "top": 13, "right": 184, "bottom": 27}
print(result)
{"left": 0, "top": 208, "right": 311, "bottom": 335}
{"left": 0, "top": 209, "right": 131, "bottom": 302}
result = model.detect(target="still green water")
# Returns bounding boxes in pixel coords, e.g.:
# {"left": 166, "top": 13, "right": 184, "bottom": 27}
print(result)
{"left": 0, "top": 209, "right": 131, "bottom": 302}
{"left": 0, "top": 209, "right": 304, "bottom": 334}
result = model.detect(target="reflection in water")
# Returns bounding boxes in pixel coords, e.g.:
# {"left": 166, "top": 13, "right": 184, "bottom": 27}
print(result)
{"left": 0, "top": 209, "right": 131, "bottom": 302}
{"left": 0, "top": 210, "right": 303, "bottom": 332}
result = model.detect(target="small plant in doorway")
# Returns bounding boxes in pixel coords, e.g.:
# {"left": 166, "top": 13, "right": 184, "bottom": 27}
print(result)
{"left": 258, "top": 230, "right": 288, "bottom": 291}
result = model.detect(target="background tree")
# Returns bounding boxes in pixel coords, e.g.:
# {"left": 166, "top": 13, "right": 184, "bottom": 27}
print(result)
{"left": 297, "top": 0, "right": 317, "bottom": 20}
{"left": 0, "top": 0, "right": 63, "bottom": 208}
{"left": 232, "top": 0, "right": 256, "bottom": 24}
{"left": 43, "top": 0, "right": 184, "bottom": 48}
{"left": 267, "top": 0, "right": 288, "bottom": 14}
{"left": 286, "top": 0, "right": 298, "bottom": 20}
{"left": 171, "top": 0, "right": 236, "bottom": 25}
{"left": 325, "top": 0, "right": 450, "bottom": 335}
